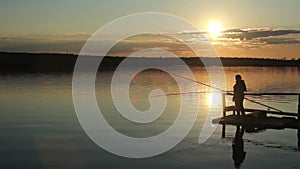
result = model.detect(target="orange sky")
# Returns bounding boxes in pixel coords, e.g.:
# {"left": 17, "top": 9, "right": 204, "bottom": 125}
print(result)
{"left": 1, "top": 1, "right": 300, "bottom": 59}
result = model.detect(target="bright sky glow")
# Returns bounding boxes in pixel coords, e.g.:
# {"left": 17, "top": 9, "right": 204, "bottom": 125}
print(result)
{"left": 208, "top": 22, "right": 223, "bottom": 38}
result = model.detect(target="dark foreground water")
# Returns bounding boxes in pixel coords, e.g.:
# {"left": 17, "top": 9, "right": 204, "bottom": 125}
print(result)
{"left": 1, "top": 67, "right": 300, "bottom": 169}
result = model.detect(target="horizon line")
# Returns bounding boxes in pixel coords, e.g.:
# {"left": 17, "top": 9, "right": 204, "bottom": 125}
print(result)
{"left": 0, "top": 51, "right": 299, "bottom": 61}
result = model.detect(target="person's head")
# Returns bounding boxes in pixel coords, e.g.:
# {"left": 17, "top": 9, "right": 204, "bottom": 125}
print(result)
{"left": 235, "top": 74, "right": 242, "bottom": 81}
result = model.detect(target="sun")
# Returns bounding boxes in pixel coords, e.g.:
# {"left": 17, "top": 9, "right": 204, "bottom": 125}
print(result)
{"left": 208, "top": 22, "right": 223, "bottom": 38}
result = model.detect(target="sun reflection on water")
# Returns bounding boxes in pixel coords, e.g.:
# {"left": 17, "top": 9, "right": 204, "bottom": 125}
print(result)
{"left": 207, "top": 92, "right": 223, "bottom": 109}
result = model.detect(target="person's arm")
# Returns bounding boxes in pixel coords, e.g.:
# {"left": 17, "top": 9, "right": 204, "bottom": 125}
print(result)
{"left": 232, "top": 86, "right": 235, "bottom": 101}
{"left": 243, "top": 81, "right": 247, "bottom": 92}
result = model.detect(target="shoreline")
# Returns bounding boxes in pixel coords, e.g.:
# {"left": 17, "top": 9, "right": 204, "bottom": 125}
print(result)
{"left": 0, "top": 52, "right": 299, "bottom": 73}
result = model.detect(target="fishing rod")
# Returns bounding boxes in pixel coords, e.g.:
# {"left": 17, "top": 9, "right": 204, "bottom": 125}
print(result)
{"left": 172, "top": 74, "right": 231, "bottom": 92}
{"left": 154, "top": 90, "right": 283, "bottom": 112}
{"left": 171, "top": 73, "right": 283, "bottom": 112}
{"left": 153, "top": 91, "right": 231, "bottom": 97}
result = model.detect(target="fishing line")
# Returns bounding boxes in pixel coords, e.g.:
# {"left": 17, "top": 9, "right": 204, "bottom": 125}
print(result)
{"left": 171, "top": 73, "right": 283, "bottom": 112}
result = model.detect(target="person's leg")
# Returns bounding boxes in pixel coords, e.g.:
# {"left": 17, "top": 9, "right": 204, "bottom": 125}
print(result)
{"left": 241, "top": 99, "right": 245, "bottom": 115}
{"left": 235, "top": 100, "right": 241, "bottom": 116}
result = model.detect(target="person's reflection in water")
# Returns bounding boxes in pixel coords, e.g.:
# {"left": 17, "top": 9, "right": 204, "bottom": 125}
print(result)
{"left": 297, "top": 129, "right": 300, "bottom": 151}
{"left": 232, "top": 125, "right": 246, "bottom": 168}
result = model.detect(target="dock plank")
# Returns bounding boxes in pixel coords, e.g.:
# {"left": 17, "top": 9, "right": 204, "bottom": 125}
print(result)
{"left": 212, "top": 115, "right": 299, "bottom": 132}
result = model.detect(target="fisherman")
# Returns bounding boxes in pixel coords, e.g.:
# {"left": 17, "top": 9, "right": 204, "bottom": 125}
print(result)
{"left": 233, "top": 75, "right": 247, "bottom": 116}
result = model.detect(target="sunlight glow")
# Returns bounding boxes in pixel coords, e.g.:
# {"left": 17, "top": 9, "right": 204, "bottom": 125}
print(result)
{"left": 208, "top": 22, "right": 223, "bottom": 38}
{"left": 208, "top": 93, "right": 222, "bottom": 108}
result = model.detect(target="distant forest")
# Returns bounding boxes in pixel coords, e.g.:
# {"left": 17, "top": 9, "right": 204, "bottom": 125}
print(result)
{"left": 0, "top": 52, "right": 299, "bottom": 73}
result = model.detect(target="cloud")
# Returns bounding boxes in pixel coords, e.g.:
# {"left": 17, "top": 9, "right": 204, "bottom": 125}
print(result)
{"left": 0, "top": 38, "right": 85, "bottom": 53}
{"left": 1, "top": 29, "right": 300, "bottom": 58}
{"left": 0, "top": 32, "right": 93, "bottom": 53}
{"left": 258, "top": 37, "right": 300, "bottom": 45}
{"left": 221, "top": 28, "right": 300, "bottom": 41}
{"left": 163, "top": 28, "right": 300, "bottom": 48}
{"left": 53, "top": 32, "right": 91, "bottom": 40}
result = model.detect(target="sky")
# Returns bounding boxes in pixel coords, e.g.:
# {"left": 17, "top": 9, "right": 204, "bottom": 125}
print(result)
{"left": 1, "top": 0, "right": 300, "bottom": 59}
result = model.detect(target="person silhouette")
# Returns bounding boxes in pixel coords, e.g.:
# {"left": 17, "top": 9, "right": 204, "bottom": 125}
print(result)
{"left": 232, "top": 126, "right": 246, "bottom": 168}
{"left": 233, "top": 75, "right": 247, "bottom": 116}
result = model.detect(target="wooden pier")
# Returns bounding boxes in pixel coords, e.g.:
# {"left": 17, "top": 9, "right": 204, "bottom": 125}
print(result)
{"left": 212, "top": 93, "right": 300, "bottom": 137}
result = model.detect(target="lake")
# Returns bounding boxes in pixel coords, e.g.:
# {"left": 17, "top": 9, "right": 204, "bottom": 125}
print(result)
{"left": 1, "top": 66, "right": 300, "bottom": 169}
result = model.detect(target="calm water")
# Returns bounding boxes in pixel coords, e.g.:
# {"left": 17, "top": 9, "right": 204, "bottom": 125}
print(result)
{"left": 1, "top": 67, "right": 300, "bottom": 169}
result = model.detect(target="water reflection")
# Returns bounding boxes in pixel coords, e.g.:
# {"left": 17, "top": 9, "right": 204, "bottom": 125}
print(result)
{"left": 208, "top": 92, "right": 222, "bottom": 109}
{"left": 230, "top": 126, "right": 300, "bottom": 168}
{"left": 0, "top": 67, "right": 300, "bottom": 168}
{"left": 232, "top": 126, "right": 246, "bottom": 168}
{"left": 298, "top": 129, "right": 300, "bottom": 151}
